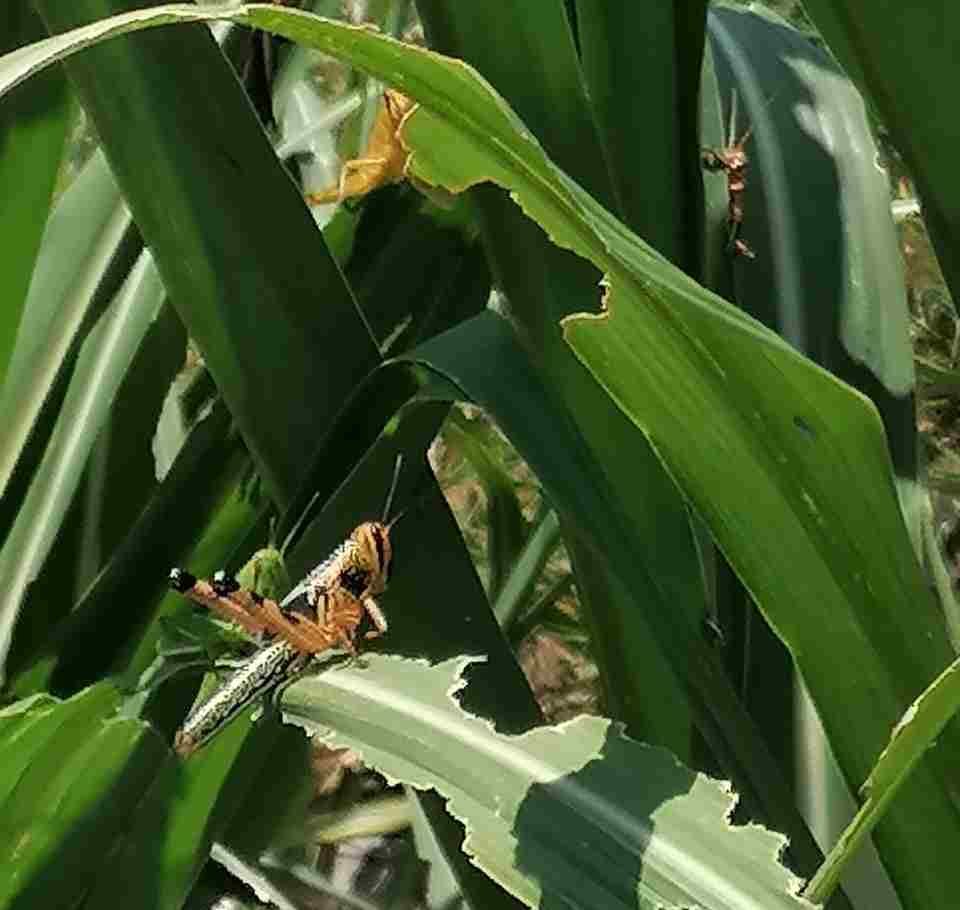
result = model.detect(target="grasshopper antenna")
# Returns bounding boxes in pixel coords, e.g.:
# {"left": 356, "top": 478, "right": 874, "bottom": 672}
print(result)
{"left": 728, "top": 86, "right": 783, "bottom": 148}
{"left": 386, "top": 507, "right": 408, "bottom": 532}
{"left": 728, "top": 88, "right": 739, "bottom": 148}
{"left": 386, "top": 469, "right": 438, "bottom": 531}
{"left": 280, "top": 490, "right": 321, "bottom": 558}
{"left": 381, "top": 454, "right": 404, "bottom": 524}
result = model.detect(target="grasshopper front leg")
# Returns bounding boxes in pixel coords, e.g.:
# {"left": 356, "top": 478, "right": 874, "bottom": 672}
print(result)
{"left": 362, "top": 596, "right": 388, "bottom": 640}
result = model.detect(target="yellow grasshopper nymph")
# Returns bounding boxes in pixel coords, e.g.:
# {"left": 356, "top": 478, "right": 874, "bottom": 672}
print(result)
{"left": 169, "top": 460, "right": 406, "bottom": 756}
{"left": 305, "top": 89, "right": 416, "bottom": 207}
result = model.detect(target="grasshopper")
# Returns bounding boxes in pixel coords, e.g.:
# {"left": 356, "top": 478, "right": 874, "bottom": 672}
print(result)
{"left": 305, "top": 89, "right": 416, "bottom": 207}
{"left": 702, "top": 89, "right": 756, "bottom": 260}
{"left": 169, "top": 461, "right": 404, "bottom": 756}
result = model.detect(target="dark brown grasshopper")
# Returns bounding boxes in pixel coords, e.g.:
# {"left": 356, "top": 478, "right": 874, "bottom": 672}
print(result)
{"left": 702, "top": 90, "right": 756, "bottom": 260}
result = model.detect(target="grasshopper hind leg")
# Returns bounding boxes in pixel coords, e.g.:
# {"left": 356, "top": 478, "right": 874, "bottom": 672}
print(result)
{"left": 174, "top": 641, "right": 309, "bottom": 757}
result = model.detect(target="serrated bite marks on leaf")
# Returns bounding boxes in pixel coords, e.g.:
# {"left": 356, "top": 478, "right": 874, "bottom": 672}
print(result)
{"left": 280, "top": 653, "right": 815, "bottom": 909}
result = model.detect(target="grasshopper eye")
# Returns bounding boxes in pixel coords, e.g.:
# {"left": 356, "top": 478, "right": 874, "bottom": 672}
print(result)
{"left": 368, "top": 522, "right": 393, "bottom": 584}
{"left": 339, "top": 566, "right": 370, "bottom": 598}
{"left": 372, "top": 525, "right": 387, "bottom": 573}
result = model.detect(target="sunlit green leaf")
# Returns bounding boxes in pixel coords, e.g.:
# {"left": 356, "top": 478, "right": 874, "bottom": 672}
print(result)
{"left": 281, "top": 654, "right": 812, "bottom": 910}
{"left": 4, "top": 5, "right": 955, "bottom": 904}
{"left": 0, "top": 683, "right": 167, "bottom": 908}
{"left": 807, "top": 655, "right": 960, "bottom": 903}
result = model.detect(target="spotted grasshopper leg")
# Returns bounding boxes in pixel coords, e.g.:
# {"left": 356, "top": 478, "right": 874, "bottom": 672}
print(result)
{"left": 171, "top": 639, "right": 310, "bottom": 757}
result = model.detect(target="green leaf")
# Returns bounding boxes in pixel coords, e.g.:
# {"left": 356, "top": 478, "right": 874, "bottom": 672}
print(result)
{"left": 444, "top": 411, "right": 530, "bottom": 600}
{"left": 573, "top": 1, "right": 707, "bottom": 267}
{"left": 706, "top": 15, "right": 936, "bottom": 905}
{"left": 410, "top": 314, "right": 828, "bottom": 864}
{"left": 344, "top": 188, "right": 492, "bottom": 356}
{"left": 0, "top": 9, "right": 532, "bottom": 907}
{"left": 6, "top": 301, "right": 184, "bottom": 688}
{"left": 258, "top": 305, "right": 823, "bottom": 877}
{"left": 0, "top": 150, "right": 134, "bottom": 504}
{"left": 807, "top": 654, "right": 960, "bottom": 903}
{"left": 707, "top": 5, "right": 916, "bottom": 485}
{"left": 2, "top": 0, "right": 705, "bottom": 787}
{"left": 0, "top": 683, "right": 168, "bottom": 909}
{"left": 0, "top": 4, "right": 69, "bottom": 390}
{"left": 5, "top": 404, "right": 255, "bottom": 697}
{"left": 0, "top": 251, "right": 165, "bottom": 682}
{"left": 564, "top": 279, "right": 955, "bottom": 903}
{"left": 797, "top": 1, "right": 960, "bottom": 306}
{"left": 30, "top": 0, "right": 379, "bottom": 509}
{"left": 493, "top": 506, "right": 561, "bottom": 631}
{"left": 275, "top": 408, "right": 541, "bottom": 910}
{"left": 8, "top": 4, "right": 946, "bottom": 896}
{"left": 281, "top": 654, "right": 812, "bottom": 910}
{"left": 79, "top": 707, "right": 301, "bottom": 910}
{"left": 131, "top": 9, "right": 960, "bottom": 898}
{"left": 415, "top": 0, "right": 616, "bottom": 214}
{"left": 234, "top": 544, "right": 289, "bottom": 600}
{"left": 0, "top": 13, "right": 398, "bottom": 892}
{"left": 45, "top": 491, "right": 304, "bottom": 910}
{"left": 407, "top": 790, "right": 466, "bottom": 910}
{"left": 97, "top": 532, "right": 306, "bottom": 909}
{"left": 414, "top": 0, "right": 707, "bottom": 771}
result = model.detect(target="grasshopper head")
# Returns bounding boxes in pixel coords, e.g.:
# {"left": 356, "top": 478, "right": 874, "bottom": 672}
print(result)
{"left": 353, "top": 520, "right": 393, "bottom": 592}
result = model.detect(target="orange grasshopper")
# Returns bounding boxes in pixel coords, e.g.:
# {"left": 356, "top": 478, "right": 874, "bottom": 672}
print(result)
{"left": 168, "top": 517, "right": 392, "bottom": 657}
{"left": 305, "top": 89, "right": 416, "bottom": 206}
{"left": 169, "top": 462, "right": 404, "bottom": 756}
